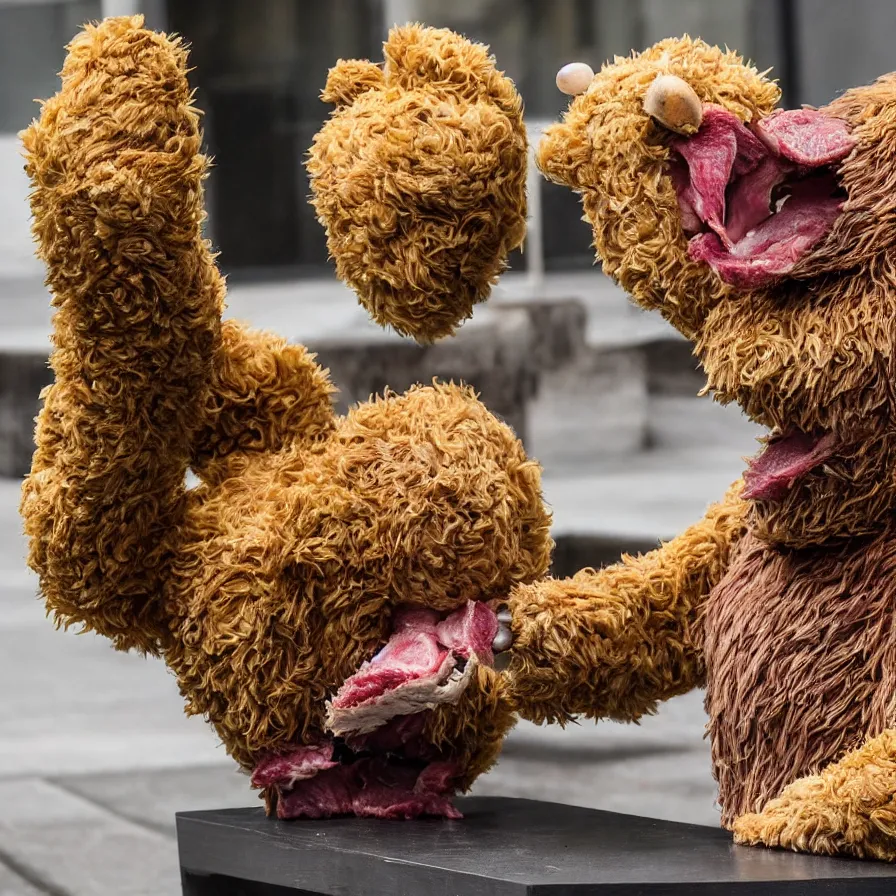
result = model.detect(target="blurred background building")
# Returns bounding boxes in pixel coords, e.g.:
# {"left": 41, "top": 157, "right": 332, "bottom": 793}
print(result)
{"left": 4, "top": 0, "right": 896, "bottom": 282}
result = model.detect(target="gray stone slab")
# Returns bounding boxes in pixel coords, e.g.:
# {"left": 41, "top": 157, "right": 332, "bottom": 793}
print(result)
{"left": 0, "top": 351, "right": 51, "bottom": 477}
{"left": 477, "top": 741, "right": 719, "bottom": 828}
{"left": 312, "top": 306, "right": 539, "bottom": 444}
{"left": 648, "top": 396, "right": 764, "bottom": 455}
{"left": 550, "top": 532, "right": 660, "bottom": 578}
{"left": 540, "top": 450, "right": 745, "bottom": 541}
{"left": 50, "top": 689, "right": 715, "bottom": 838}
{"left": 0, "top": 778, "right": 180, "bottom": 896}
{"left": 0, "top": 479, "right": 30, "bottom": 575}
{"left": 0, "top": 136, "right": 42, "bottom": 282}
{"left": 643, "top": 337, "right": 705, "bottom": 397}
{"left": 0, "top": 618, "right": 223, "bottom": 779}
{"left": 0, "top": 269, "right": 671, "bottom": 355}
{"left": 495, "top": 299, "right": 588, "bottom": 371}
{"left": 510, "top": 690, "right": 710, "bottom": 757}
{"left": 529, "top": 346, "right": 649, "bottom": 467}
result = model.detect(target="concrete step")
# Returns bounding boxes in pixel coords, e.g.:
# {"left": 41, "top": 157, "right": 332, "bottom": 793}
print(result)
{"left": 0, "top": 277, "right": 702, "bottom": 477}
{"left": 312, "top": 304, "right": 546, "bottom": 446}
{"left": 542, "top": 447, "right": 747, "bottom": 544}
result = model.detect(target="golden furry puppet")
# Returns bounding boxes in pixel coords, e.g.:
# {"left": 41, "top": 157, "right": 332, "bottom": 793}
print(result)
{"left": 19, "top": 17, "right": 552, "bottom": 819}
{"left": 498, "top": 38, "right": 896, "bottom": 861}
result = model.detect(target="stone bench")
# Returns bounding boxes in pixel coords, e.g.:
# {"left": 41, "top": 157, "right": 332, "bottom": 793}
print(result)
{"left": 0, "top": 291, "right": 709, "bottom": 480}
{"left": 0, "top": 348, "right": 52, "bottom": 480}
{"left": 311, "top": 303, "right": 549, "bottom": 449}
{"left": 176, "top": 796, "right": 896, "bottom": 895}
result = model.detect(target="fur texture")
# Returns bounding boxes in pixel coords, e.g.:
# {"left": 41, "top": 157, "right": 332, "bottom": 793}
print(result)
{"left": 20, "top": 17, "right": 552, "bottom": 811}
{"left": 307, "top": 25, "right": 528, "bottom": 343}
{"left": 503, "top": 36, "right": 896, "bottom": 860}
{"left": 705, "top": 527, "right": 896, "bottom": 827}
{"left": 508, "top": 481, "right": 748, "bottom": 725}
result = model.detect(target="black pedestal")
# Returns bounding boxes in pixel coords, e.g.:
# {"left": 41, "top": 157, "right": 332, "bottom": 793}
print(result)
{"left": 176, "top": 797, "right": 896, "bottom": 895}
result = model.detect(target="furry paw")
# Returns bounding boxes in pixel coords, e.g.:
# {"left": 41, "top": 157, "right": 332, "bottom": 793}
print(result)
{"left": 732, "top": 778, "right": 841, "bottom": 856}
{"left": 732, "top": 774, "right": 896, "bottom": 861}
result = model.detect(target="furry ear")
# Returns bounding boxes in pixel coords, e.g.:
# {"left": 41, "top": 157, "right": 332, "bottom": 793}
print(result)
{"left": 321, "top": 59, "right": 385, "bottom": 107}
{"left": 383, "top": 24, "right": 519, "bottom": 113}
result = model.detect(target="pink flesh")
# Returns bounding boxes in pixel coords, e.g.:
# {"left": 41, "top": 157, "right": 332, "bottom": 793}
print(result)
{"left": 671, "top": 105, "right": 853, "bottom": 287}
{"left": 724, "top": 156, "right": 794, "bottom": 245}
{"left": 331, "top": 601, "right": 497, "bottom": 717}
{"left": 689, "top": 180, "right": 843, "bottom": 289}
{"left": 675, "top": 111, "right": 738, "bottom": 234}
{"left": 333, "top": 619, "right": 449, "bottom": 710}
{"left": 434, "top": 600, "right": 498, "bottom": 665}
{"left": 275, "top": 758, "right": 462, "bottom": 820}
{"left": 251, "top": 744, "right": 339, "bottom": 789}
{"left": 669, "top": 161, "right": 702, "bottom": 233}
{"left": 743, "top": 430, "right": 838, "bottom": 501}
{"left": 754, "top": 109, "right": 854, "bottom": 165}
{"left": 347, "top": 712, "right": 430, "bottom": 755}
{"left": 252, "top": 602, "right": 496, "bottom": 820}
{"left": 253, "top": 721, "right": 458, "bottom": 819}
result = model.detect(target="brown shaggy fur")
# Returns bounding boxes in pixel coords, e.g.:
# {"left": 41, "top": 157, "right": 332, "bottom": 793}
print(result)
{"left": 502, "top": 36, "right": 896, "bottom": 860}
{"left": 307, "top": 25, "right": 528, "bottom": 343}
{"left": 20, "top": 17, "right": 552, "bottom": 806}
{"left": 705, "top": 527, "right": 896, "bottom": 827}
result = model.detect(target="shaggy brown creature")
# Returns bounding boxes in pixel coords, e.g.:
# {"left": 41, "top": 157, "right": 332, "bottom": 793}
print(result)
{"left": 307, "top": 25, "right": 528, "bottom": 343}
{"left": 20, "top": 17, "right": 552, "bottom": 819}
{"left": 500, "top": 37, "right": 896, "bottom": 860}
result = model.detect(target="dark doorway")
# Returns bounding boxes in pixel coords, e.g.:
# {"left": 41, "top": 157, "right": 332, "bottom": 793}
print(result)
{"left": 167, "top": 0, "right": 383, "bottom": 280}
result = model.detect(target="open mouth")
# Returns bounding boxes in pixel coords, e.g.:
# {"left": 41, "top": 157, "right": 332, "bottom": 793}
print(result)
{"left": 743, "top": 428, "right": 838, "bottom": 501}
{"left": 670, "top": 105, "right": 854, "bottom": 287}
{"left": 253, "top": 601, "right": 497, "bottom": 819}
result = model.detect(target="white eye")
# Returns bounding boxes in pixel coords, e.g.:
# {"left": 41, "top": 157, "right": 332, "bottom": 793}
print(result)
{"left": 643, "top": 74, "right": 703, "bottom": 135}
{"left": 556, "top": 62, "right": 595, "bottom": 97}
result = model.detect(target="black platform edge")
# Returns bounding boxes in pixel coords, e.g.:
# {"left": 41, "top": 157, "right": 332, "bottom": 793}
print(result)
{"left": 175, "top": 796, "right": 896, "bottom": 896}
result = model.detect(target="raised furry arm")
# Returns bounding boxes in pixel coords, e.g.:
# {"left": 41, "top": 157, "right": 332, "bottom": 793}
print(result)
{"left": 20, "top": 17, "right": 223, "bottom": 654}
{"left": 190, "top": 319, "right": 336, "bottom": 486}
{"left": 505, "top": 481, "right": 748, "bottom": 724}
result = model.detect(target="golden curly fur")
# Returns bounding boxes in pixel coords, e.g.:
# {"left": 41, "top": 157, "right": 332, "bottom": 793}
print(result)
{"left": 501, "top": 36, "right": 896, "bottom": 860}
{"left": 20, "top": 17, "right": 552, "bottom": 811}
{"left": 307, "top": 25, "right": 528, "bottom": 343}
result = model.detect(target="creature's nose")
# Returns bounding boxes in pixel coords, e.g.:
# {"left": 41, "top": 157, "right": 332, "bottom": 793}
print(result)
{"left": 556, "top": 62, "right": 595, "bottom": 96}
{"left": 643, "top": 74, "right": 703, "bottom": 135}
